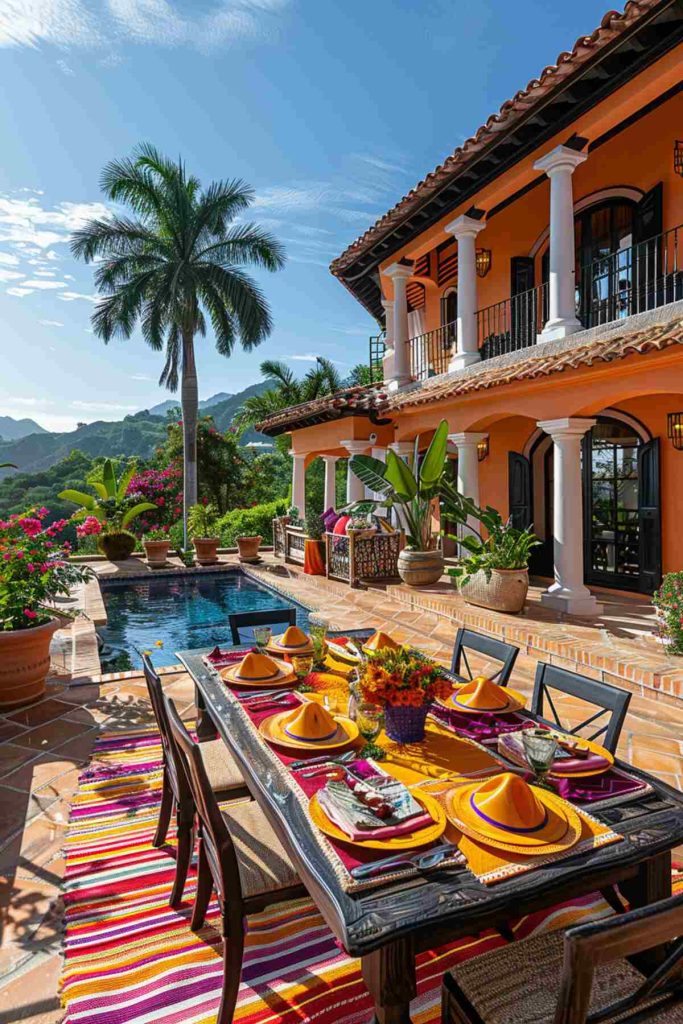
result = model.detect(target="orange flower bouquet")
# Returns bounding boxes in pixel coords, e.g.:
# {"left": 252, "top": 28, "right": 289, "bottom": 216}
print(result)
{"left": 360, "top": 647, "right": 451, "bottom": 743}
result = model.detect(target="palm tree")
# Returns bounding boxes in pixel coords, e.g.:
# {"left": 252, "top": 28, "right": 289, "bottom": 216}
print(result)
{"left": 71, "top": 143, "right": 285, "bottom": 544}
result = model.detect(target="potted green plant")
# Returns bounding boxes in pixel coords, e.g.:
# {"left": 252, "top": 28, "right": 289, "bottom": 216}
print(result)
{"left": 143, "top": 527, "right": 172, "bottom": 568}
{"left": 0, "top": 508, "right": 93, "bottom": 708}
{"left": 303, "top": 510, "right": 325, "bottom": 575}
{"left": 349, "top": 419, "right": 449, "bottom": 586}
{"left": 187, "top": 502, "right": 220, "bottom": 565}
{"left": 440, "top": 486, "right": 540, "bottom": 614}
{"left": 59, "top": 459, "right": 156, "bottom": 561}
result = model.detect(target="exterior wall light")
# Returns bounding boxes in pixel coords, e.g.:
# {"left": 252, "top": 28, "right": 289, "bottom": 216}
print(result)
{"left": 667, "top": 411, "right": 683, "bottom": 449}
{"left": 675, "top": 141, "right": 683, "bottom": 178}
{"left": 475, "top": 248, "right": 492, "bottom": 278}
{"left": 477, "top": 436, "right": 490, "bottom": 461}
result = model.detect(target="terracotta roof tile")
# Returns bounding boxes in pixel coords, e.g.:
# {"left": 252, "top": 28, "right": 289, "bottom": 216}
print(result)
{"left": 256, "top": 383, "right": 387, "bottom": 436}
{"left": 330, "top": 0, "right": 662, "bottom": 276}
{"left": 387, "top": 316, "right": 683, "bottom": 411}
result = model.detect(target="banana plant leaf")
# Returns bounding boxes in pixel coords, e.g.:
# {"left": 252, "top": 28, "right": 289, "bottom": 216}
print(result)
{"left": 419, "top": 420, "right": 449, "bottom": 488}
{"left": 385, "top": 449, "right": 417, "bottom": 501}
{"left": 117, "top": 465, "right": 135, "bottom": 501}
{"left": 348, "top": 454, "right": 393, "bottom": 496}
{"left": 102, "top": 459, "right": 117, "bottom": 499}
{"left": 121, "top": 502, "right": 157, "bottom": 529}
{"left": 91, "top": 482, "right": 108, "bottom": 500}
{"left": 58, "top": 489, "right": 96, "bottom": 510}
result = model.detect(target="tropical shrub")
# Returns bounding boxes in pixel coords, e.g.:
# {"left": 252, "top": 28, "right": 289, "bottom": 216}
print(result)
{"left": 126, "top": 466, "right": 182, "bottom": 533}
{"left": 0, "top": 507, "right": 93, "bottom": 631}
{"left": 156, "top": 417, "right": 245, "bottom": 514}
{"left": 440, "top": 487, "right": 540, "bottom": 586}
{"left": 187, "top": 502, "right": 220, "bottom": 539}
{"left": 59, "top": 458, "right": 156, "bottom": 533}
{"left": 349, "top": 420, "right": 449, "bottom": 550}
{"left": 654, "top": 573, "right": 683, "bottom": 655}
{"left": 217, "top": 498, "right": 287, "bottom": 548}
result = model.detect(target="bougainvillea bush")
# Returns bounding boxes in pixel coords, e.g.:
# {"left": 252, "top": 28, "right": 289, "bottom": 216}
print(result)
{"left": 126, "top": 466, "right": 183, "bottom": 534}
{"left": 0, "top": 507, "right": 93, "bottom": 631}
{"left": 654, "top": 572, "right": 683, "bottom": 655}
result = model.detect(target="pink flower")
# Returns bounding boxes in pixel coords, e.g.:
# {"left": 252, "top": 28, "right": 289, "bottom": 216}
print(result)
{"left": 27, "top": 563, "right": 35, "bottom": 573}
{"left": 18, "top": 517, "right": 42, "bottom": 538}
{"left": 23, "top": 609, "right": 37, "bottom": 620}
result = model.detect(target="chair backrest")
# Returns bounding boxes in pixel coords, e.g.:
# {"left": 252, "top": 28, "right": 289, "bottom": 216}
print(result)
{"left": 531, "top": 662, "right": 631, "bottom": 754}
{"left": 228, "top": 607, "right": 297, "bottom": 646}
{"left": 165, "top": 696, "right": 241, "bottom": 903}
{"left": 555, "top": 892, "right": 683, "bottom": 1024}
{"left": 450, "top": 628, "right": 519, "bottom": 687}
{"left": 141, "top": 653, "right": 190, "bottom": 809}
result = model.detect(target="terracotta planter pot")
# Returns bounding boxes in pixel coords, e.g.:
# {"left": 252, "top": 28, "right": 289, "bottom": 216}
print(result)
{"left": 236, "top": 535, "right": 262, "bottom": 563}
{"left": 0, "top": 617, "right": 61, "bottom": 709}
{"left": 143, "top": 539, "right": 171, "bottom": 568}
{"left": 397, "top": 548, "right": 444, "bottom": 587}
{"left": 193, "top": 537, "right": 220, "bottom": 565}
{"left": 98, "top": 531, "right": 136, "bottom": 561}
{"left": 457, "top": 567, "right": 529, "bottom": 614}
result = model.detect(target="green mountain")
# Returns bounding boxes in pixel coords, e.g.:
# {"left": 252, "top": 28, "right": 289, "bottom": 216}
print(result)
{"left": 0, "top": 415, "right": 48, "bottom": 441}
{"left": 145, "top": 391, "right": 234, "bottom": 417}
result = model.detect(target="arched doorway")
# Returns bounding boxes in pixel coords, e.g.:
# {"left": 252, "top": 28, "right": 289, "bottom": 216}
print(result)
{"left": 521, "top": 414, "right": 661, "bottom": 593}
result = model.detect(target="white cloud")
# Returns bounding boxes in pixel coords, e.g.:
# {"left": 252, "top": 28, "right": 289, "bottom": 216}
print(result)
{"left": 6, "top": 286, "right": 33, "bottom": 297}
{"left": 131, "top": 373, "right": 154, "bottom": 381}
{"left": 287, "top": 353, "right": 320, "bottom": 362}
{"left": 21, "top": 278, "right": 68, "bottom": 289}
{"left": 38, "top": 319, "right": 64, "bottom": 327}
{"left": 33, "top": 269, "right": 56, "bottom": 276}
{"left": 0, "top": 193, "right": 111, "bottom": 252}
{"left": 56, "top": 57, "right": 75, "bottom": 74}
{"left": 8, "top": 396, "right": 54, "bottom": 407}
{"left": 0, "top": 268, "right": 24, "bottom": 281}
{"left": 71, "top": 399, "right": 137, "bottom": 411}
{"left": 0, "top": 252, "right": 19, "bottom": 266}
{"left": 58, "top": 289, "right": 98, "bottom": 302}
{"left": 0, "top": 0, "right": 289, "bottom": 52}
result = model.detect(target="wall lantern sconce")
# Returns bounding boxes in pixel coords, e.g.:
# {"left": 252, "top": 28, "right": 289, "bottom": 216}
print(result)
{"left": 667, "top": 412, "right": 683, "bottom": 449}
{"left": 475, "top": 248, "right": 492, "bottom": 278}
{"left": 675, "top": 141, "right": 683, "bottom": 178}
{"left": 477, "top": 436, "right": 490, "bottom": 462}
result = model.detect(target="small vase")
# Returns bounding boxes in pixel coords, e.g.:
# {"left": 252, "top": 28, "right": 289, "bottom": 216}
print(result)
{"left": 384, "top": 703, "right": 430, "bottom": 744}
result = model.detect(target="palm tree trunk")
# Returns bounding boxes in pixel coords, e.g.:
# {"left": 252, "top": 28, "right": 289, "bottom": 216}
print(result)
{"left": 181, "top": 332, "right": 198, "bottom": 548}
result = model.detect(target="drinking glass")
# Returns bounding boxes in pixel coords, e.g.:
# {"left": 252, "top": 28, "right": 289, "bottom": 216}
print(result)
{"left": 522, "top": 728, "right": 558, "bottom": 790}
{"left": 357, "top": 702, "right": 382, "bottom": 741}
{"left": 292, "top": 654, "right": 314, "bottom": 681}
{"left": 252, "top": 625, "right": 272, "bottom": 652}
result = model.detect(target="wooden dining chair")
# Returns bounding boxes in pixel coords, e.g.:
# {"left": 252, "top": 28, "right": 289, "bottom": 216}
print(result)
{"left": 450, "top": 628, "right": 519, "bottom": 687}
{"left": 531, "top": 662, "right": 632, "bottom": 754}
{"left": 165, "top": 697, "right": 306, "bottom": 1024}
{"left": 228, "top": 607, "right": 297, "bottom": 645}
{"left": 141, "top": 654, "right": 250, "bottom": 906}
{"left": 442, "top": 891, "right": 683, "bottom": 1024}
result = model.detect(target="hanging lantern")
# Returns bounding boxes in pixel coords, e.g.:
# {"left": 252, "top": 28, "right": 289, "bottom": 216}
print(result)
{"left": 675, "top": 141, "right": 683, "bottom": 178}
{"left": 477, "top": 436, "right": 490, "bottom": 461}
{"left": 475, "top": 249, "right": 492, "bottom": 278}
{"left": 667, "top": 412, "right": 683, "bottom": 449}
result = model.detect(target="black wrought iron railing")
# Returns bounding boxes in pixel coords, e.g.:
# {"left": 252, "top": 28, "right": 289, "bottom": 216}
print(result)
{"left": 476, "top": 283, "right": 547, "bottom": 361}
{"left": 409, "top": 321, "right": 456, "bottom": 381}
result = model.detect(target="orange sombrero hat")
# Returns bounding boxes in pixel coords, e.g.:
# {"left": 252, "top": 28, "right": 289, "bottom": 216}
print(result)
{"left": 362, "top": 631, "right": 401, "bottom": 655}
{"left": 441, "top": 676, "right": 525, "bottom": 715}
{"left": 446, "top": 773, "right": 581, "bottom": 854}
{"left": 220, "top": 651, "right": 295, "bottom": 687}
{"left": 266, "top": 625, "right": 314, "bottom": 657}
{"left": 259, "top": 701, "right": 359, "bottom": 751}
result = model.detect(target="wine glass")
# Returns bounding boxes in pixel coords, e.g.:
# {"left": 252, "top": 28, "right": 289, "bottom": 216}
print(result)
{"left": 252, "top": 625, "right": 272, "bottom": 652}
{"left": 357, "top": 702, "right": 382, "bottom": 742}
{"left": 522, "top": 728, "right": 558, "bottom": 790}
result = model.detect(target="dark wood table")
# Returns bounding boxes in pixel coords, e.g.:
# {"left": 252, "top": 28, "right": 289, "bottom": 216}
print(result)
{"left": 178, "top": 647, "right": 683, "bottom": 1024}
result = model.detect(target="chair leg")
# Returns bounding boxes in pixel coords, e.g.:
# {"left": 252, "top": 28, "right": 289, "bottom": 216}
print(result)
{"left": 600, "top": 885, "right": 627, "bottom": 914}
{"left": 170, "top": 813, "right": 194, "bottom": 908}
{"left": 191, "top": 839, "right": 213, "bottom": 931}
{"left": 153, "top": 774, "right": 174, "bottom": 848}
{"left": 217, "top": 902, "right": 245, "bottom": 1024}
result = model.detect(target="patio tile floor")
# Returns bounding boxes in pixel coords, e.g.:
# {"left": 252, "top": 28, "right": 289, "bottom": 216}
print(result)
{"left": 1, "top": 557, "right": 683, "bottom": 1019}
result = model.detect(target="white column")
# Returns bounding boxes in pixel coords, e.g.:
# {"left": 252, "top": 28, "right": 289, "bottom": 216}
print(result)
{"left": 290, "top": 453, "right": 306, "bottom": 519}
{"left": 381, "top": 297, "right": 395, "bottom": 383}
{"left": 449, "top": 432, "right": 487, "bottom": 535}
{"left": 444, "top": 215, "right": 486, "bottom": 371}
{"left": 384, "top": 263, "right": 413, "bottom": 391}
{"left": 537, "top": 418, "right": 602, "bottom": 616}
{"left": 340, "top": 440, "right": 369, "bottom": 505}
{"left": 322, "top": 456, "right": 338, "bottom": 511}
{"left": 533, "top": 145, "right": 587, "bottom": 342}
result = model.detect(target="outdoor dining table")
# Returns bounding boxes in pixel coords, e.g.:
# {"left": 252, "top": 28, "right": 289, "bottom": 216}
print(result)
{"left": 177, "top": 642, "right": 683, "bottom": 1024}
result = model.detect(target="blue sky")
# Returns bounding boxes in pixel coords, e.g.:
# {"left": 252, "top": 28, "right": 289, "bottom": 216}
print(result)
{"left": 0, "top": 0, "right": 607, "bottom": 431}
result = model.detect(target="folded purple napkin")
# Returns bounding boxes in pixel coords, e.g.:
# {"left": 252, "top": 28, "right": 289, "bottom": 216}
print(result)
{"left": 430, "top": 703, "right": 533, "bottom": 741}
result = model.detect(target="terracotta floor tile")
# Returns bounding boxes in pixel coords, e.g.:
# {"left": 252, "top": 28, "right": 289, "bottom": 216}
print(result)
{"left": 0, "top": 815, "right": 68, "bottom": 879}
{"left": 0, "top": 745, "right": 39, "bottom": 778}
{"left": 51, "top": 727, "right": 101, "bottom": 762}
{"left": 4, "top": 699, "right": 73, "bottom": 731}
{"left": 0, "top": 952, "right": 64, "bottom": 1022}
{"left": 0, "top": 754, "right": 84, "bottom": 795}
{"left": 12, "top": 719, "right": 85, "bottom": 754}
{"left": 0, "top": 720, "right": 29, "bottom": 744}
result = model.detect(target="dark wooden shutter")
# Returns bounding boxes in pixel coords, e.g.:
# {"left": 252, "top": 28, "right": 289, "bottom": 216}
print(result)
{"left": 508, "top": 452, "right": 532, "bottom": 530}
{"left": 510, "top": 257, "right": 536, "bottom": 350}
{"left": 634, "top": 183, "right": 663, "bottom": 311}
{"left": 638, "top": 438, "right": 662, "bottom": 594}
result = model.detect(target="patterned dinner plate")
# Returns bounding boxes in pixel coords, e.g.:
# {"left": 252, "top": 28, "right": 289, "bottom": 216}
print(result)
{"left": 309, "top": 787, "right": 446, "bottom": 850}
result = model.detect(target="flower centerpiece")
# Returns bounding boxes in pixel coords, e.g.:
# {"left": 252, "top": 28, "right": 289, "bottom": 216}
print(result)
{"left": 360, "top": 646, "right": 452, "bottom": 743}
{"left": 0, "top": 507, "right": 94, "bottom": 707}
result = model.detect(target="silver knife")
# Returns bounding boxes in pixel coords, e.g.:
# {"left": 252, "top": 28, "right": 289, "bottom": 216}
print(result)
{"left": 350, "top": 843, "right": 463, "bottom": 880}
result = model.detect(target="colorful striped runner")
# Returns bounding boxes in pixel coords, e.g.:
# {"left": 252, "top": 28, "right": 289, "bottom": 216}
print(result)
{"left": 59, "top": 726, "right": 650, "bottom": 1024}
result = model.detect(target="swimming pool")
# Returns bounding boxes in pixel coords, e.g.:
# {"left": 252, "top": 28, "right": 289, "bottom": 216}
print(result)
{"left": 98, "top": 570, "right": 309, "bottom": 671}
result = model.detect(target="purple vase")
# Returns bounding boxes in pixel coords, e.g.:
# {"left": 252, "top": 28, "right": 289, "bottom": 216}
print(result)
{"left": 384, "top": 703, "right": 430, "bottom": 744}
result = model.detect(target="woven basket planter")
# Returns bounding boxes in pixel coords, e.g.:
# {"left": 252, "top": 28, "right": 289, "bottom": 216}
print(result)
{"left": 384, "top": 703, "right": 430, "bottom": 744}
{"left": 457, "top": 567, "right": 529, "bottom": 614}
{"left": 397, "top": 549, "right": 444, "bottom": 587}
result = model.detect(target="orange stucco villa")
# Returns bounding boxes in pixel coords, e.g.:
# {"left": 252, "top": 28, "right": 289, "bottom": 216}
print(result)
{"left": 258, "top": 0, "right": 683, "bottom": 616}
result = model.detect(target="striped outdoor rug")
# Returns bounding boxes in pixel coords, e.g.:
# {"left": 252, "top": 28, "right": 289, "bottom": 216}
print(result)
{"left": 60, "top": 727, "right": 642, "bottom": 1024}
